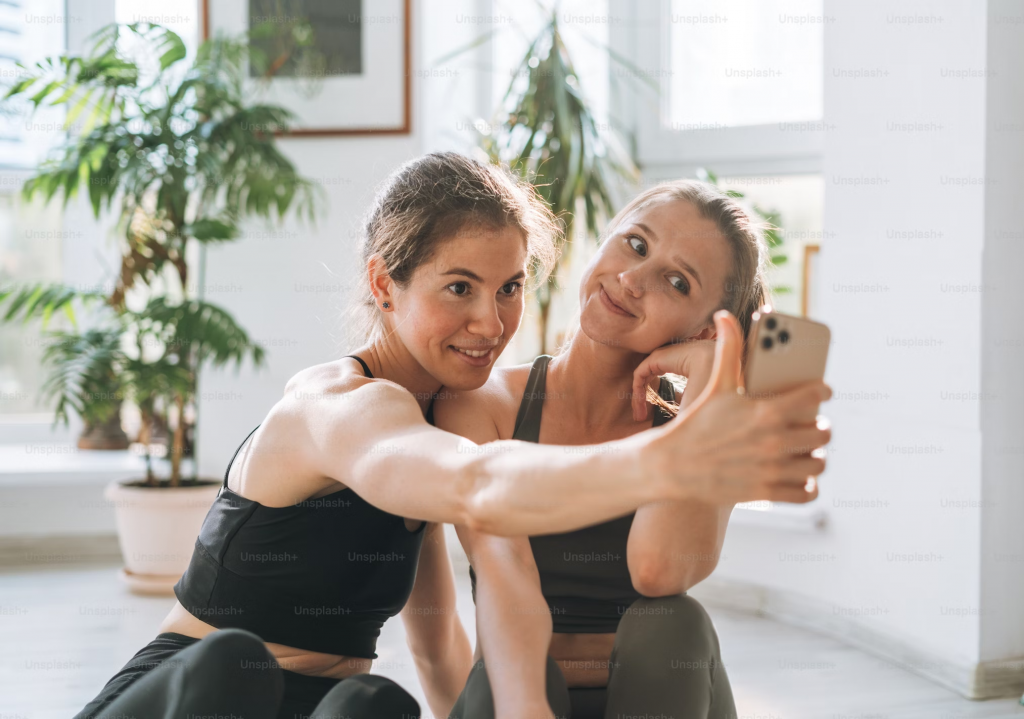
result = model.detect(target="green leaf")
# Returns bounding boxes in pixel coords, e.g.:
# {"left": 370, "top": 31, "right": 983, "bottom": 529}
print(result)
{"left": 187, "top": 218, "right": 239, "bottom": 242}
{"left": 0, "top": 283, "right": 105, "bottom": 328}
{"left": 157, "top": 30, "right": 187, "bottom": 70}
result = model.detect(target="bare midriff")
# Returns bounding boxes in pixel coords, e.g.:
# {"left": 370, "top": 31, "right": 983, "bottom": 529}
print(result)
{"left": 548, "top": 632, "right": 617, "bottom": 688}
{"left": 158, "top": 602, "right": 373, "bottom": 679}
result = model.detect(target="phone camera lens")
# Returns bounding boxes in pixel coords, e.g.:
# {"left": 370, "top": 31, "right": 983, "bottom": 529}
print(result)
{"left": 765, "top": 317, "right": 777, "bottom": 330}
{"left": 761, "top": 336, "right": 773, "bottom": 350}
{"left": 778, "top": 330, "right": 789, "bottom": 344}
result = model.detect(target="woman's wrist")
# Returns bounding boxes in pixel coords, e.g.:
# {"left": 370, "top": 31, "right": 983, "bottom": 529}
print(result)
{"left": 679, "top": 366, "right": 714, "bottom": 410}
{"left": 629, "top": 426, "right": 694, "bottom": 503}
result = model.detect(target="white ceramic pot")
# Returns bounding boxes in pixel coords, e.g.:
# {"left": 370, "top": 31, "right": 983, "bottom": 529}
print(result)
{"left": 105, "top": 480, "right": 221, "bottom": 595}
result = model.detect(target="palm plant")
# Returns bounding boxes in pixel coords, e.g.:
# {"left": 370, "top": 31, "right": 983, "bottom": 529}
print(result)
{"left": 446, "top": 5, "right": 793, "bottom": 350}
{"left": 0, "top": 22, "right": 321, "bottom": 485}
{"left": 40, "top": 324, "right": 129, "bottom": 449}
{"left": 447, "top": 6, "right": 647, "bottom": 353}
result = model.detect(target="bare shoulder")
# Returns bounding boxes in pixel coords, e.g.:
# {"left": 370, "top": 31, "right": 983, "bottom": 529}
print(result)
{"left": 233, "top": 358, "right": 424, "bottom": 503}
{"left": 433, "top": 363, "right": 533, "bottom": 442}
{"left": 283, "top": 358, "right": 420, "bottom": 415}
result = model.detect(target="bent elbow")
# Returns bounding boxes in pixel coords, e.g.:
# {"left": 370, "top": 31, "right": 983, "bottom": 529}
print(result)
{"left": 455, "top": 463, "right": 496, "bottom": 534}
{"left": 455, "top": 457, "right": 513, "bottom": 536}
{"left": 630, "top": 558, "right": 686, "bottom": 598}
{"left": 460, "top": 494, "right": 505, "bottom": 535}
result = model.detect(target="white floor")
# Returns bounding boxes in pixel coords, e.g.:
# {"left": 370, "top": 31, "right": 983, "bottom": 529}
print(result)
{"left": 2, "top": 561, "right": 1022, "bottom": 719}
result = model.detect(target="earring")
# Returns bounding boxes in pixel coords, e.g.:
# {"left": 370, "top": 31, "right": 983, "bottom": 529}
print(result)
{"left": 382, "top": 301, "right": 390, "bottom": 309}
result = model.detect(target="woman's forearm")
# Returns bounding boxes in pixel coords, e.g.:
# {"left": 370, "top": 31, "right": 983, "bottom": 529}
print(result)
{"left": 321, "top": 383, "right": 671, "bottom": 537}
{"left": 459, "top": 431, "right": 671, "bottom": 535}
{"left": 343, "top": 413, "right": 672, "bottom": 537}
{"left": 408, "top": 620, "right": 473, "bottom": 719}
{"left": 334, "top": 351, "right": 830, "bottom": 536}
{"left": 400, "top": 523, "right": 473, "bottom": 718}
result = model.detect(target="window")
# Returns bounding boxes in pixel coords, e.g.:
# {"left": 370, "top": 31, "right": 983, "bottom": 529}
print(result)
{"left": 717, "top": 174, "right": 826, "bottom": 317}
{"left": 0, "top": 0, "right": 67, "bottom": 422}
{"left": 610, "top": 0, "right": 828, "bottom": 528}
{"left": 612, "top": 0, "right": 825, "bottom": 175}
{"left": 667, "top": 0, "right": 823, "bottom": 129}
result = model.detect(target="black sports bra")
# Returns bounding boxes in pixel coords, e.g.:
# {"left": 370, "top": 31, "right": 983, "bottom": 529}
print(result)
{"left": 174, "top": 355, "right": 427, "bottom": 658}
{"left": 470, "top": 355, "right": 677, "bottom": 633}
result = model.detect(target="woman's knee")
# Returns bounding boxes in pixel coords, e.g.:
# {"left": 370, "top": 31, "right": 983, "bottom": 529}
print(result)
{"left": 617, "top": 594, "right": 720, "bottom": 659}
{"left": 192, "top": 629, "right": 272, "bottom": 666}
{"left": 312, "top": 674, "right": 420, "bottom": 719}
{"left": 188, "top": 629, "right": 280, "bottom": 692}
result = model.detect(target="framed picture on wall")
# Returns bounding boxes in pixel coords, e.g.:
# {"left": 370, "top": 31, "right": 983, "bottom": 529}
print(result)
{"left": 201, "top": 0, "right": 410, "bottom": 136}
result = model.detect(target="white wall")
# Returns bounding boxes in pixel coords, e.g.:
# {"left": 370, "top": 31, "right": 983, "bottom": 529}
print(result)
{"left": 703, "top": 0, "right": 1023, "bottom": 697}
{"left": 194, "top": 0, "right": 496, "bottom": 477}
{"left": 980, "top": 0, "right": 1024, "bottom": 668}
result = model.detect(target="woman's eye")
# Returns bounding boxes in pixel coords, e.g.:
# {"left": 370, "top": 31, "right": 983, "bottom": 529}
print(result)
{"left": 669, "top": 276, "right": 690, "bottom": 295}
{"left": 446, "top": 282, "right": 470, "bottom": 296}
{"left": 500, "top": 282, "right": 522, "bottom": 296}
{"left": 627, "top": 234, "right": 647, "bottom": 257}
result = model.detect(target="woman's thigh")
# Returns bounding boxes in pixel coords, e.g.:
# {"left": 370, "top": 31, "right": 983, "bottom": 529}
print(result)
{"left": 78, "top": 629, "right": 283, "bottom": 719}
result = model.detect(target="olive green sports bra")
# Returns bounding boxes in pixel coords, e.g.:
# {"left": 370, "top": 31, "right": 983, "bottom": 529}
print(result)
{"left": 469, "top": 355, "right": 677, "bottom": 633}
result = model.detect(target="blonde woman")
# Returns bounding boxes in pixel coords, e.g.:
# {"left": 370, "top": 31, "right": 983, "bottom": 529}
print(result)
{"left": 441, "top": 180, "right": 821, "bottom": 718}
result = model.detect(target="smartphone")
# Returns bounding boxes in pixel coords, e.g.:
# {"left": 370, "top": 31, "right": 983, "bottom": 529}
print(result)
{"left": 743, "top": 306, "right": 831, "bottom": 412}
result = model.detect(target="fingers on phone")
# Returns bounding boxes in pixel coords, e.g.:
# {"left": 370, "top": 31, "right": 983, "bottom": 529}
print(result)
{"left": 780, "top": 426, "right": 831, "bottom": 457}
{"left": 767, "top": 382, "right": 830, "bottom": 423}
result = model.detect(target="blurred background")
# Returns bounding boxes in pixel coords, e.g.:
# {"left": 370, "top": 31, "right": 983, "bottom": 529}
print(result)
{"left": 1, "top": 0, "right": 1023, "bottom": 717}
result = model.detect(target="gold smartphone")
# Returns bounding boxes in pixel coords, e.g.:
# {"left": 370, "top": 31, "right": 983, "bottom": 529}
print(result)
{"left": 743, "top": 306, "right": 831, "bottom": 415}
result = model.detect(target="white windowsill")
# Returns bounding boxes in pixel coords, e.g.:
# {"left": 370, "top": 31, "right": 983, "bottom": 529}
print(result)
{"left": 731, "top": 502, "right": 828, "bottom": 533}
{"left": 0, "top": 444, "right": 193, "bottom": 487}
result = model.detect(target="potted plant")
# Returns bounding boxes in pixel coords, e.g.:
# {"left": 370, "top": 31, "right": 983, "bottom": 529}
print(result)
{"left": 0, "top": 22, "right": 320, "bottom": 593}
{"left": 442, "top": 7, "right": 645, "bottom": 353}
{"left": 444, "top": 6, "right": 792, "bottom": 351}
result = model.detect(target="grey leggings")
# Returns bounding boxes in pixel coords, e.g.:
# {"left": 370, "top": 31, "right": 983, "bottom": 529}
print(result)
{"left": 75, "top": 629, "right": 420, "bottom": 719}
{"left": 450, "top": 594, "right": 736, "bottom": 719}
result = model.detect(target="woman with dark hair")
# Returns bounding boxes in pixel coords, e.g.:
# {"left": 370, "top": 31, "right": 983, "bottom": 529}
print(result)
{"left": 76, "top": 154, "right": 830, "bottom": 719}
{"left": 441, "top": 180, "right": 825, "bottom": 718}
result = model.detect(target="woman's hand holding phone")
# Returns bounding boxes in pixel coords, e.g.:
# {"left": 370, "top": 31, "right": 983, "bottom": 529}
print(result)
{"left": 647, "top": 310, "right": 832, "bottom": 505}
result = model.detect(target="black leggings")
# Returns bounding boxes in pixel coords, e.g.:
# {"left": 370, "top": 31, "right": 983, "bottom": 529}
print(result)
{"left": 74, "top": 629, "right": 420, "bottom": 719}
{"left": 450, "top": 594, "right": 736, "bottom": 719}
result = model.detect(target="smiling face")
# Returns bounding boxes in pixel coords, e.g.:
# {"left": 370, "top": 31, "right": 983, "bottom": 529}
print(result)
{"left": 384, "top": 223, "right": 529, "bottom": 390}
{"left": 579, "top": 197, "right": 734, "bottom": 353}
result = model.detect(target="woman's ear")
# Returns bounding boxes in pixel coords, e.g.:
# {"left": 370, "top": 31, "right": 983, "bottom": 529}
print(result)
{"left": 367, "top": 255, "right": 395, "bottom": 310}
{"left": 691, "top": 323, "right": 717, "bottom": 341}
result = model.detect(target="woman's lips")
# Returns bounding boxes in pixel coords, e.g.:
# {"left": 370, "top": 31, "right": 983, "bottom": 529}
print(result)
{"left": 449, "top": 345, "right": 493, "bottom": 367}
{"left": 599, "top": 286, "right": 635, "bottom": 317}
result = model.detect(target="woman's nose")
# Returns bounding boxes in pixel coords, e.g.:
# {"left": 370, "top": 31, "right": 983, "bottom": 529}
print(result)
{"left": 468, "top": 301, "right": 503, "bottom": 341}
{"left": 618, "top": 269, "right": 645, "bottom": 298}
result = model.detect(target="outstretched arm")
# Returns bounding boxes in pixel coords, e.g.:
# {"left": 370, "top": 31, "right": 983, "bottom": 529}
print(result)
{"left": 284, "top": 311, "right": 828, "bottom": 537}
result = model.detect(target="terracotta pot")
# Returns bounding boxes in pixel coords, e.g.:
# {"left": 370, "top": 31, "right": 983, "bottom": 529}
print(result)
{"left": 105, "top": 480, "right": 221, "bottom": 595}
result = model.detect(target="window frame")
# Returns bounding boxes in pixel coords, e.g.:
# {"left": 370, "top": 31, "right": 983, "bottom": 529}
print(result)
{"left": 610, "top": 0, "right": 823, "bottom": 177}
